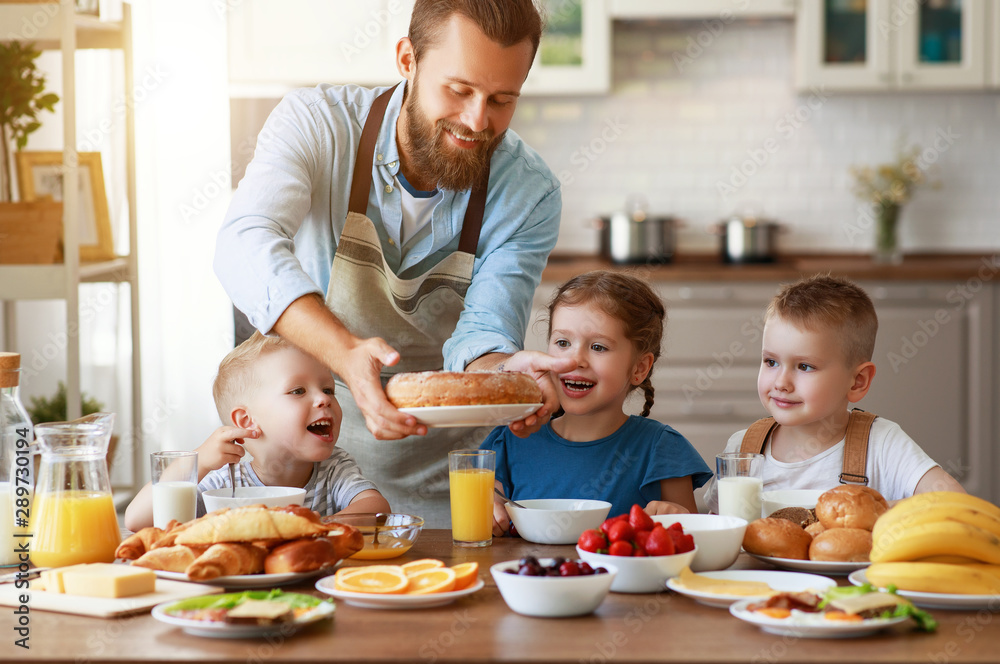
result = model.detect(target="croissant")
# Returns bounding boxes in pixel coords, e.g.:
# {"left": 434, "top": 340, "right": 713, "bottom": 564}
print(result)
{"left": 116, "top": 526, "right": 166, "bottom": 560}
{"left": 175, "top": 505, "right": 331, "bottom": 546}
{"left": 185, "top": 542, "right": 267, "bottom": 581}
{"left": 131, "top": 544, "right": 207, "bottom": 573}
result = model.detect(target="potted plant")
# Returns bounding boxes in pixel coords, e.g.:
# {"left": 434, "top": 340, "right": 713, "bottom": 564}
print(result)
{"left": 0, "top": 40, "right": 62, "bottom": 264}
{"left": 27, "top": 381, "right": 119, "bottom": 474}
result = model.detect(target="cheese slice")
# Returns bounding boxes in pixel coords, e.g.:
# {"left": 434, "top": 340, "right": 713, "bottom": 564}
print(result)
{"left": 62, "top": 563, "right": 156, "bottom": 598}
{"left": 672, "top": 566, "right": 775, "bottom": 596}
{"left": 39, "top": 564, "right": 94, "bottom": 594}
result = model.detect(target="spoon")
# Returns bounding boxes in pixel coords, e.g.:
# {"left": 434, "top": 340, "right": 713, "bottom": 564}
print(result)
{"left": 495, "top": 487, "right": 527, "bottom": 509}
{"left": 371, "top": 512, "right": 388, "bottom": 549}
{"left": 228, "top": 462, "right": 237, "bottom": 497}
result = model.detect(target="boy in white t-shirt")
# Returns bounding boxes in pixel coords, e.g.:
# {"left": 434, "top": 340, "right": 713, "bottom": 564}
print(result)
{"left": 704, "top": 275, "right": 964, "bottom": 513}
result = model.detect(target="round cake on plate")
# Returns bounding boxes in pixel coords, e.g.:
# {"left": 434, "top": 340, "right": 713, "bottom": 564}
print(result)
{"left": 385, "top": 371, "right": 542, "bottom": 408}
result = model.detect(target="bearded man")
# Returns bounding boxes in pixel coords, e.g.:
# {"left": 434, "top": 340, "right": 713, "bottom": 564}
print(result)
{"left": 214, "top": 0, "right": 569, "bottom": 525}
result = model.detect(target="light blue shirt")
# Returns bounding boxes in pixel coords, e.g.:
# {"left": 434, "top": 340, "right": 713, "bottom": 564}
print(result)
{"left": 214, "top": 82, "right": 561, "bottom": 370}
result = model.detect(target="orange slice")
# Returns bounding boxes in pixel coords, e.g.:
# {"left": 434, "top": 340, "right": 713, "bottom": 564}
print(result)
{"left": 334, "top": 566, "right": 409, "bottom": 594}
{"left": 450, "top": 562, "right": 479, "bottom": 590}
{"left": 400, "top": 558, "right": 446, "bottom": 576}
{"left": 405, "top": 567, "right": 457, "bottom": 595}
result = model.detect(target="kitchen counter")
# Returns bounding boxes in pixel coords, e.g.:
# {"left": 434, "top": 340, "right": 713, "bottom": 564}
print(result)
{"left": 542, "top": 252, "right": 1000, "bottom": 283}
{"left": 16, "top": 530, "right": 1000, "bottom": 664}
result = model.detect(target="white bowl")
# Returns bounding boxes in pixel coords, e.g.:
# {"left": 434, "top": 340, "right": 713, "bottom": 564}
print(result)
{"left": 201, "top": 486, "right": 307, "bottom": 512}
{"left": 576, "top": 545, "right": 697, "bottom": 593}
{"left": 761, "top": 490, "right": 824, "bottom": 517}
{"left": 490, "top": 559, "right": 617, "bottom": 617}
{"left": 651, "top": 514, "right": 747, "bottom": 572}
{"left": 504, "top": 499, "right": 612, "bottom": 545}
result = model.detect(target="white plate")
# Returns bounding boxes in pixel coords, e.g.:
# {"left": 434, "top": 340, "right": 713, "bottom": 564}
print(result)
{"left": 748, "top": 553, "right": 870, "bottom": 576}
{"left": 154, "top": 569, "right": 325, "bottom": 589}
{"left": 151, "top": 596, "right": 334, "bottom": 638}
{"left": 729, "top": 598, "right": 909, "bottom": 638}
{"left": 315, "top": 578, "right": 484, "bottom": 609}
{"left": 849, "top": 569, "right": 1000, "bottom": 610}
{"left": 398, "top": 404, "right": 542, "bottom": 428}
{"left": 666, "top": 570, "right": 837, "bottom": 608}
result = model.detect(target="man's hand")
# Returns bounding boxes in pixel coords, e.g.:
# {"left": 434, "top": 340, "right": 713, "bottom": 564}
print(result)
{"left": 472, "top": 350, "right": 575, "bottom": 438}
{"left": 338, "top": 336, "right": 428, "bottom": 440}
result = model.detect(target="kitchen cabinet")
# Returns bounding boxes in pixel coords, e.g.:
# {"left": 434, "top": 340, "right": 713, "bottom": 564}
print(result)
{"left": 0, "top": 1, "right": 142, "bottom": 493}
{"left": 795, "top": 0, "right": 988, "bottom": 91}
{"left": 528, "top": 275, "right": 996, "bottom": 504}
{"left": 226, "top": 0, "right": 609, "bottom": 96}
{"left": 992, "top": 0, "right": 1000, "bottom": 86}
{"left": 609, "top": 0, "right": 794, "bottom": 19}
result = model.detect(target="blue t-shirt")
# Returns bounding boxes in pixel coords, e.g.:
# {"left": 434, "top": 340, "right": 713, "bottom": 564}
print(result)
{"left": 479, "top": 415, "right": 712, "bottom": 517}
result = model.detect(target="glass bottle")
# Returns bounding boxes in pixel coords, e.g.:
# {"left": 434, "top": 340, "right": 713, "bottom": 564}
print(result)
{"left": 30, "top": 412, "right": 120, "bottom": 567}
{"left": 0, "top": 353, "right": 33, "bottom": 568}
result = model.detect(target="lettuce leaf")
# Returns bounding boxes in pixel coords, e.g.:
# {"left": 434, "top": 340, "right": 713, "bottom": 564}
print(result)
{"left": 166, "top": 590, "right": 328, "bottom": 613}
{"left": 818, "top": 583, "right": 937, "bottom": 632}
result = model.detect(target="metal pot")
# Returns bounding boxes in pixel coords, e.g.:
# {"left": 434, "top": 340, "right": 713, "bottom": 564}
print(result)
{"left": 596, "top": 196, "right": 677, "bottom": 264}
{"left": 712, "top": 217, "right": 783, "bottom": 264}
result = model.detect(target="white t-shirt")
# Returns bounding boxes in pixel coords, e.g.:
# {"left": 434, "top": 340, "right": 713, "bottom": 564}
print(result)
{"left": 395, "top": 173, "right": 440, "bottom": 246}
{"left": 703, "top": 415, "right": 939, "bottom": 514}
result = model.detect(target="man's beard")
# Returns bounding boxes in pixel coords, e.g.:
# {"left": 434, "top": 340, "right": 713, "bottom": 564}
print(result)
{"left": 403, "top": 81, "right": 505, "bottom": 191}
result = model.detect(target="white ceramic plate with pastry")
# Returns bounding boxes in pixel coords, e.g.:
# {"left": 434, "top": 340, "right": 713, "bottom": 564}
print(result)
{"left": 848, "top": 570, "right": 1000, "bottom": 610}
{"left": 747, "top": 553, "right": 870, "bottom": 576}
{"left": 398, "top": 404, "right": 541, "bottom": 428}
{"left": 728, "top": 598, "right": 909, "bottom": 638}
{"left": 666, "top": 570, "right": 837, "bottom": 608}
{"left": 151, "top": 591, "right": 334, "bottom": 638}
{"left": 153, "top": 569, "right": 327, "bottom": 589}
{"left": 314, "top": 577, "right": 484, "bottom": 609}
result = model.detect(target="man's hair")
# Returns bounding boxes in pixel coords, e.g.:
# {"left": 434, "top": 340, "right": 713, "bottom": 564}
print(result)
{"left": 212, "top": 331, "right": 292, "bottom": 423}
{"left": 408, "top": 0, "right": 544, "bottom": 63}
{"left": 766, "top": 274, "right": 879, "bottom": 367}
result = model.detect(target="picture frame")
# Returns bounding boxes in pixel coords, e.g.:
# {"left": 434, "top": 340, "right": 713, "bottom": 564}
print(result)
{"left": 521, "top": 0, "right": 611, "bottom": 94}
{"left": 15, "top": 151, "right": 115, "bottom": 262}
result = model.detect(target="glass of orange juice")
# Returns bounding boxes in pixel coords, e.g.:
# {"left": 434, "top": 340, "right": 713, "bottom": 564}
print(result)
{"left": 448, "top": 449, "right": 495, "bottom": 547}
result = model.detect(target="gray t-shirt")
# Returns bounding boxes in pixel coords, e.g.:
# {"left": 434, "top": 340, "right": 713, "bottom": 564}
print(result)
{"left": 197, "top": 447, "right": 378, "bottom": 517}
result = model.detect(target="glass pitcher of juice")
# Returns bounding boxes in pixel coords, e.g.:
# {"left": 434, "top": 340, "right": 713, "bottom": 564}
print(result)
{"left": 30, "top": 413, "right": 120, "bottom": 567}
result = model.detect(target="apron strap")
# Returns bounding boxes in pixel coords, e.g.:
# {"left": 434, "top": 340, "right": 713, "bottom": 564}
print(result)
{"left": 348, "top": 85, "right": 398, "bottom": 216}
{"left": 347, "top": 83, "right": 489, "bottom": 255}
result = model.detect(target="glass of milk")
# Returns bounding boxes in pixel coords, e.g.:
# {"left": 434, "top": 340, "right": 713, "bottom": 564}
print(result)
{"left": 715, "top": 452, "right": 764, "bottom": 524}
{"left": 151, "top": 451, "right": 198, "bottom": 528}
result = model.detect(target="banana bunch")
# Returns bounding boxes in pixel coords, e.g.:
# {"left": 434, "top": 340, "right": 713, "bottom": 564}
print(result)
{"left": 867, "top": 491, "right": 1000, "bottom": 595}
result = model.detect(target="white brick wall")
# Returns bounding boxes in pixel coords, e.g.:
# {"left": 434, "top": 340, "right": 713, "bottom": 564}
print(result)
{"left": 511, "top": 20, "right": 1000, "bottom": 255}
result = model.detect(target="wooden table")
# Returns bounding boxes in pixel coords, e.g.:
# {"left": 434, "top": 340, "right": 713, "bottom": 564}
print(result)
{"left": 16, "top": 530, "right": 1000, "bottom": 663}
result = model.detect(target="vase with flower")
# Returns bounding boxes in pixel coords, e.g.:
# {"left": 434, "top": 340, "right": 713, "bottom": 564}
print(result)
{"left": 850, "top": 144, "right": 930, "bottom": 265}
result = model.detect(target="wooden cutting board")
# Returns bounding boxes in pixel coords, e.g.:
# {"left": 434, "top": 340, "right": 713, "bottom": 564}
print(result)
{"left": 0, "top": 578, "right": 225, "bottom": 618}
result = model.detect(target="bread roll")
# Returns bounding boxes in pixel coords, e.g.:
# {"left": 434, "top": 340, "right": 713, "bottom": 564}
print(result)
{"left": 116, "top": 526, "right": 167, "bottom": 560}
{"left": 185, "top": 542, "right": 267, "bottom": 580}
{"left": 815, "top": 485, "right": 888, "bottom": 531}
{"left": 742, "top": 517, "right": 813, "bottom": 560}
{"left": 323, "top": 523, "right": 364, "bottom": 561}
{"left": 264, "top": 538, "right": 340, "bottom": 574}
{"left": 385, "top": 371, "right": 542, "bottom": 407}
{"left": 174, "top": 505, "right": 331, "bottom": 545}
{"left": 768, "top": 507, "right": 818, "bottom": 528}
{"left": 804, "top": 521, "right": 827, "bottom": 538}
{"left": 131, "top": 544, "right": 206, "bottom": 573}
{"left": 808, "top": 527, "right": 872, "bottom": 562}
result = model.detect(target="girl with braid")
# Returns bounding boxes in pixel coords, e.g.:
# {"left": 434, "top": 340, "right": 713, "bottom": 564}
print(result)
{"left": 480, "top": 271, "right": 711, "bottom": 535}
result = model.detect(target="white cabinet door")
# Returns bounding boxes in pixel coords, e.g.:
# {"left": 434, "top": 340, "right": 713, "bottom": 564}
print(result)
{"left": 895, "top": 0, "right": 986, "bottom": 88}
{"left": 795, "top": 0, "right": 892, "bottom": 90}
{"left": 991, "top": 0, "right": 1000, "bottom": 86}
{"left": 228, "top": 0, "right": 410, "bottom": 93}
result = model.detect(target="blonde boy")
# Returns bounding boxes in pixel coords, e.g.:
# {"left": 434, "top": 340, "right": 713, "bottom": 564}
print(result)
{"left": 125, "top": 333, "right": 389, "bottom": 530}
{"left": 705, "top": 275, "right": 963, "bottom": 512}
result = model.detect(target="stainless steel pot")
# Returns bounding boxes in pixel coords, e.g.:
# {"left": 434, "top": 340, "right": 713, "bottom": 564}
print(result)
{"left": 712, "top": 217, "right": 782, "bottom": 264}
{"left": 596, "top": 197, "right": 677, "bottom": 264}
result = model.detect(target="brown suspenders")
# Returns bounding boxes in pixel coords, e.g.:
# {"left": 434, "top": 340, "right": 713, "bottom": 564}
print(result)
{"left": 738, "top": 409, "right": 878, "bottom": 486}
{"left": 347, "top": 84, "right": 488, "bottom": 256}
